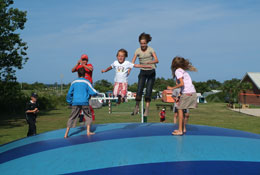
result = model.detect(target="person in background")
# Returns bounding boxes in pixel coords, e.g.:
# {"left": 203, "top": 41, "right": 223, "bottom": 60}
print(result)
{"left": 159, "top": 108, "right": 166, "bottom": 123}
{"left": 25, "top": 92, "right": 39, "bottom": 137}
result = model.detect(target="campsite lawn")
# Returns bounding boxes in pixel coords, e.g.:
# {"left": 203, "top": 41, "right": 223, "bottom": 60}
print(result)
{"left": 1, "top": 101, "right": 260, "bottom": 145}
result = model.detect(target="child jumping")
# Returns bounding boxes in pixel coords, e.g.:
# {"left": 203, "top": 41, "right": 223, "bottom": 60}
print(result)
{"left": 101, "top": 48, "right": 152, "bottom": 104}
{"left": 167, "top": 56, "right": 197, "bottom": 136}
{"left": 64, "top": 67, "right": 98, "bottom": 138}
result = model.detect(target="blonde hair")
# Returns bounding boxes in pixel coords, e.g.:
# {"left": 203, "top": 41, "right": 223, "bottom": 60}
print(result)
{"left": 171, "top": 56, "right": 197, "bottom": 77}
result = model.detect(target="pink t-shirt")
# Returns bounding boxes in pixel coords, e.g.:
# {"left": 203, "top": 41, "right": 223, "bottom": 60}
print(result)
{"left": 175, "top": 68, "right": 196, "bottom": 94}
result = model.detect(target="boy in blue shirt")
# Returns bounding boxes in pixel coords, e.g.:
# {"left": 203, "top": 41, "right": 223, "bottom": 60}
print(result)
{"left": 64, "top": 67, "right": 98, "bottom": 138}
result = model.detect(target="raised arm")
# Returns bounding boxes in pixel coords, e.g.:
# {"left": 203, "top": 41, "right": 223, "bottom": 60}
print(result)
{"left": 82, "top": 64, "right": 93, "bottom": 72}
{"left": 72, "top": 59, "right": 81, "bottom": 72}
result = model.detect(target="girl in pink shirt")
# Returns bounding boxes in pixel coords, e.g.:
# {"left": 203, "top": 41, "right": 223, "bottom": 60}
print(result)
{"left": 167, "top": 56, "right": 197, "bottom": 136}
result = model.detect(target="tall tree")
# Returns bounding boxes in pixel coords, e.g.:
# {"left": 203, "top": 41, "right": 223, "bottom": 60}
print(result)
{"left": 0, "top": 0, "right": 28, "bottom": 81}
{"left": 0, "top": 0, "right": 28, "bottom": 113}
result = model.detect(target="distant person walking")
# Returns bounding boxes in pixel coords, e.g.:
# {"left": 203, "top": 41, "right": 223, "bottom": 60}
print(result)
{"left": 131, "top": 33, "right": 159, "bottom": 122}
{"left": 167, "top": 56, "right": 197, "bottom": 136}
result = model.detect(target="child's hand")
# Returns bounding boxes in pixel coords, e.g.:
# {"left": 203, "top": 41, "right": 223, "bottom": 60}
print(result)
{"left": 127, "top": 69, "right": 131, "bottom": 76}
{"left": 167, "top": 86, "right": 173, "bottom": 90}
{"left": 101, "top": 69, "right": 105, "bottom": 73}
{"left": 77, "top": 59, "right": 81, "bottom": 65}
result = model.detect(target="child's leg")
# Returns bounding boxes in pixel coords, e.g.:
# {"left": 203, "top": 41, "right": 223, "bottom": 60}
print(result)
{"left": 89, "top": 105, "right": 95, "bottom": 121}
{"left": 117, "top": 95, "right": 122, "bottom": 104}
{"left": 173, "top": 112, "right": 178, "bottom": 124}
{"left": 64, "top": 127, "right": 70, "bottom": 138}
{"left": 121, "top": 82, "right": 128, "bottom": 103}
{"left": 133, "top": 71, "right": 146, "bottom": 115}
{"left": 86, "top": 125, "right": 95, "bottom": 135}
{"left": 27, "top": 116, "right": 36, "bottom": 136}
{"left": 82, "top": 106, "right": 95, "bottom": 135}
{"left": 132, "top": 101, "right": 140, "bottom": 115}
{"left": 144, "top": 101, "right": 150, "bottom": 117}
{"left": 113, "top": 82, "right": 119, "bottom": 98}
{"left": 64, "top": 106, "right": 81, "bottom": 138}
{"left": 183, "top": 111, "right": 189, "bottom": 133}
{"left": 172, "top": 109, "right": 183, "bottom": 135}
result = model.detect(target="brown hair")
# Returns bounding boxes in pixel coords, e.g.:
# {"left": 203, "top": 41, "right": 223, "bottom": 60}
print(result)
{"left": 171, "top": 56, "right": 197, "bottom": 77}
{"left": 117, "top": 48, "right": 128, "bottom": 57}
{"left": 139, "top": 32, "right": 152, "bottom": 43}
{"left": 78, "top": 67, "right": 86, "bottom": 77}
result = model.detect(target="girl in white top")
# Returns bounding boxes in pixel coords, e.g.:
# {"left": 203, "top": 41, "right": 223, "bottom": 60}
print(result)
{"left": 102, "top": 49, "right": 152, "bottom": 104}
{"left": 167, "top": 56, "right": 197, "bottom": 136}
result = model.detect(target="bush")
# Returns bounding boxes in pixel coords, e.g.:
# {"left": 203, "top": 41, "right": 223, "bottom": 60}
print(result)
{"left": 206, "top": 92, "right": 226, "bottom": 103}
{"left": 0, "top": 81, "right": 67, "bottom": 114}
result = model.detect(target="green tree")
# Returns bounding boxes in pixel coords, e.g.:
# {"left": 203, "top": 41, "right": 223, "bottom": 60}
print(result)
{"left": 0, "top": 0, "right": 28, "bottom": 113}
{"left": 153, "top": 77, "right": 175, "bottom": 91}
{"left": 128, "top": 82, "right": 138, "bottom": 92}
{"left": 193, "top": 81, "right": 211, "bottom": 94}
{"left": 206, "top": 79, "right": 221, "bottom": 90}
{"left": 0, "top": 0, "right": 28, "bottom": 81}
{"left": 94, "top": 79, "right": 113, "bottom": 92}
{"left": 221, "top": 78, "right": 252, "bottom": 105}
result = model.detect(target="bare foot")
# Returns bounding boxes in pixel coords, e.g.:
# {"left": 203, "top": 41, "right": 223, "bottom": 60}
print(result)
{"left": 172, "top": 130, "right": 183, "bottom": 136}
{"left": 87, "top": 132, "right": 95, "bottom": 136}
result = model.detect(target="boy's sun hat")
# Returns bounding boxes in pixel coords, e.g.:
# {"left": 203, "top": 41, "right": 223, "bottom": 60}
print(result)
{"left": 81, "top": 54, "right": 88, "bottom": 60}
{"left": 31, "top": 92, "right": 38, "bottom": 98}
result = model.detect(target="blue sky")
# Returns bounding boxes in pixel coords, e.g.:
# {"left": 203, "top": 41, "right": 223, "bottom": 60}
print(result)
{"left": 13, "top": 0, "right": 260, "bottom": 84}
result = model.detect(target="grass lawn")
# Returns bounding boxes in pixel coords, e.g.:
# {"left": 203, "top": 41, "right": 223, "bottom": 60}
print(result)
{"left": 1, "top": 100, "right": 260, "bottom": 145}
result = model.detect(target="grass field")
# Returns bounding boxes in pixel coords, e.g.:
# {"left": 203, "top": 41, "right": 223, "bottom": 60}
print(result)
{"left": 1, "top": 100, "right": 260, "bottom": 145}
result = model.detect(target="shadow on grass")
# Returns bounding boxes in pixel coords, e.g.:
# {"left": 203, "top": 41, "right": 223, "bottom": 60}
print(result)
{"left": 0, "top": 108, "right": 63, "bottom": 129}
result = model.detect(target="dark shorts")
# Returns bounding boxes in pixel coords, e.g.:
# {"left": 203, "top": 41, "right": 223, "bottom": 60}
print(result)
{"left": 174, "top": 108, "right": 189, "bottom": 113}
{"left": 160, "top": 118, "right": 165, "bottom": 122}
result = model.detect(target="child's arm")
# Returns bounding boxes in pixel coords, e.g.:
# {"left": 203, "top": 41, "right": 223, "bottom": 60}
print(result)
{"left": 66, "top": 85, "right": 74, "bottom": 105}
{"left": 26, "top": 108, "right": 38, "bottom": 113}
{"left": 167, "top": 78, "right": 184, "bottom": 90}
{"left": 87, "top": 82, "right": 98, "bottom": 96}
{"left": 82, "top": 64, "right": 93, "bottom": 72}
{"left": 146, "top": 52, "right": 159, "bottom": 64}
{"left": 101, "top": 66, "right": 112, "bottom": 73}
{"left": 134, "top": 64, "right": 153, "bottom": 69}
{"left": 131, "top": 54, "right": 137, "bottom": 64}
